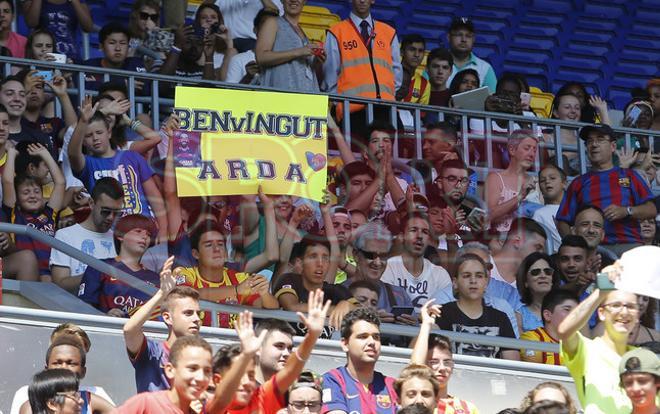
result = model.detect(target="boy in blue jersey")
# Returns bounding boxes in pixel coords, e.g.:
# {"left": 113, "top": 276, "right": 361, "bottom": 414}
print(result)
{"left": 78, "top": 214, "right": 160, "bottom": 317}
{"left": 321, "top": 307, "right": 398, "bottom": 414}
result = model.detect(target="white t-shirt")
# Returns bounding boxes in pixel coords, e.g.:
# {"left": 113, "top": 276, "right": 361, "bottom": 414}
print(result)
{"left": 381, "top": 255, "right": 451, "bottom": 312}
{"left": 215, "top": 0, "right": 283, "bottom": 40}
{"left": 532, "top": 204, "right": 561, "bottom": 253}
{"left": 58, "top": 126, "right": 84, "bottom": 189}
{"left": 225, "top": 50, "right": 256, "bottom": 83}
{"left": 11, "top": 385, "right": 114, "bottom": 414}
{"left": 49, "top": 224, "right": 116, "bottom": 276}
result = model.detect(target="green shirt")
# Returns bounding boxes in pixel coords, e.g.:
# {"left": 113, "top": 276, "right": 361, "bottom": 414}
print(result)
{"left": 560, "top": 333, "right": 633, "bottom": 414}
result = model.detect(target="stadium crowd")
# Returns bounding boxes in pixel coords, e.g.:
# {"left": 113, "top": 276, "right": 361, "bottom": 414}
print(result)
{"left": 0, "top": 0, "right": 659, "bottom": 413}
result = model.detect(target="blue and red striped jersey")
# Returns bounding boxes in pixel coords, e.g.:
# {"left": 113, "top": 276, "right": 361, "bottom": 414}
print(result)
{"left": 556, "top": 167, "right": 653, "bottom": 244}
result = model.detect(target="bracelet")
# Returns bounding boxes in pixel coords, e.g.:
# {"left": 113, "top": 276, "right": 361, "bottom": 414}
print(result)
{"left": 293, "top": 348, "right": 306, "bottom": 362}
{"left": 170, "top": 45, "right": 182, "bottom": 54}
{"left": 130, "top": 119, "right": 143, "bottom": 131}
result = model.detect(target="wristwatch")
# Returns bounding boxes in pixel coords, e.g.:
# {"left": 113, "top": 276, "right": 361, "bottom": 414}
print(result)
{"left": 626, "top": 206, "right": 633, "bottom": 217}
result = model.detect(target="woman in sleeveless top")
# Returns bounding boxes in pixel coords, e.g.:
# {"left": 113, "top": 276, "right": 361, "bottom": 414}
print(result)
{"left": 255, "top": 0, "right": 322, "bottom": 92}
{"left": 484, "top": 130, "right": 540, "bottom": 232}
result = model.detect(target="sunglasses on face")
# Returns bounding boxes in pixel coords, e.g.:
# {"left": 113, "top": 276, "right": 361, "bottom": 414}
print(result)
{"left": 359, "top": 249, "right": 388, "bottom": 261}
{"left": 529, "top": 267, "right": 554, "bottom": 277}
{"left": 139, "top": 12, "right": 159, "bottom": 22}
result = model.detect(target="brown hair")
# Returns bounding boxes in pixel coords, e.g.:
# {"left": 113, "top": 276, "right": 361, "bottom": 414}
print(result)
{"left": 50, "top": 323, "right": 91, "bottom": 353}
{"left": 162, "top": 286, "right": 200, "bottom": 313}
{"left": 169, "top": 336, "right": 212, "bottom": 367}
{"left": 394, "top": 364, "right": 440, "bottom": 400}
{"left": 519, "top": 382, "right": 577, "bottom": 414}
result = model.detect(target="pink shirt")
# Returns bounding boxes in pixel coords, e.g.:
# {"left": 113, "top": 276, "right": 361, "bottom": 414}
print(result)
{"left": 4, "top": 32, "right": 27, "bottom": 58}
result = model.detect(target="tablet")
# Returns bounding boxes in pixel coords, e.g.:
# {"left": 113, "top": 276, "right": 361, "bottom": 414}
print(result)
{"left": 451, "top": 86, "right": 490, "bottom": 110}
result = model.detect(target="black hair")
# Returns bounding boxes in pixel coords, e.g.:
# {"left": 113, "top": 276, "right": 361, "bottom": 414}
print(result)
{"left": 14, "top": 141, "right": 44, "bottom": 174}
{"left": 91, "top": 177, "right": 125, "bottom": 202}
{"left": 438, "top": 159, "right": 468, "bottom": 177}
{"left": 574, "top": 205, "right": 605, "bottom": 222}
{"left": 253, "top": 8, "right": 279, "bottom": 30}
{"left": 541, "top": 289, "right": 579, "bottom": 319}
{"left": 28, "top": 369, "right": 79, "bottom": 414}
{"left": 0, "top": 75, "right": 24, "bottom": 89}
{"left": 365, "top": 120, "right": 396, "bottom": 143}
{"left": 212, "top": 343, "right": 242, "bottom": 374}
{"left": 507, "top": 217, "right": 547, "bottom": 242}
{"left": 288, "top": 242, "right": 305, "bottom": 264}
{"left": 401, "top": 34, "right": 426, "bottom": 50}
{"left": 349, "top": 279, "right": 380, "bottom": 298}
{"left": 298, "top": 234, "right": 331, "bottom": 259}
{"left": 426, "top": 47, "right": 453, "bottom": 68}
{"left": 98, "top": 81, "right": 128, "bottom": 98}
{"left": 559, "top": 234, "right": 589, "bottom": 252}
{"left": 99, "top": 22, "right": 130, "bottom": 44}
{"left": 424, "top": 121, "right": 458, "bottom": 142}
{"left": 340, "top": 307, "right": 380, "bottom": 339}
{"left": 46, "top": 336, "right": 86, "bottom": 368}
{"left": 401, "top": 211, "right": 430, "bottom": 234}
{"left": 336, "top": 161, "right": 376, "bottom": 188}
{"left": 397, "top": 403, "right": 433, "bottom": 414}
{"left": 0, "top": 103, "right": 7, "bottom": 115}
{"left": 538, "top": 163, "right": 567, "bottom": 182}
{"left": 524, "top": 400, "right": 569, "bottom": 414}
{"left": 496, "top": 72, "right": 525, "bottom": 96}
{"left": 190, "top": 219, "right": 225, "bottom": 251}
{"left": 14, "top": 174, "right": 41, "bottom": 199}
{"left": 448, "top": 69, "right": 479, "bottom": 96}
{"left": 255, "top": 318, "right": 296, "bottom": 339}
{"left": 0, "top": 0, "right": 14, "bottom": 14}
{"left": 427, "top": 333, "right": 452, "bottom": 353}
{"left": 516, "top": 252, "right": 559, "bottom": 305}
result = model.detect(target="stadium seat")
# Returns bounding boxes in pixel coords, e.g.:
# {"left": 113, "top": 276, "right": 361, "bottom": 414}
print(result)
{"left": 529, "top": 87, "right": 555, "bottom": 118}
{"left": 299, "top": 6, "right": 341, "bottom": 43}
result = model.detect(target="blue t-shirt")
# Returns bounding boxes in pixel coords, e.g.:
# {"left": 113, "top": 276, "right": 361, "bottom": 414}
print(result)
{"left": 322, "top": 366, "right": 397, "bottom": 414}
{"left": 38, "top": 1, "right": 82, "bottom": 61}
{"left": 78, "top": 258, "right": 160, "bottom": 315}
{"left": 129, "top": 337, "right": 169, "bottom": 393}
{"left": 75, "top": 150, "right": 154, "bottom": 217}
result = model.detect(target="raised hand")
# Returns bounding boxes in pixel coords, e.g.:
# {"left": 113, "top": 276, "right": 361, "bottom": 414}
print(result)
{"left": 48, "top": 75, "right": 68, "bottom": 96}
{"left": 319, "top": 189, "right": 332, "bottom": 216}
{"left": 79, "top": 95, "right": 100, "bottom": 123}
{"left": 26, "top": 143, "right": 49, "bottom": 159}
{"left": 616, "top": 147, "right": 637, "bottom": 169}
{"left": 161, "top": 113, "right": 181, "bottom": 137}
{"left": 589, "top": 95, "right": 608, "bottom": 115}
{"left": 257, "top": 185, "right": 273, "bottom": 208}
{"left": 159, "top": 255, "right": 179, "bottom": 295}
{"left": 297, "top": 289, "right": 331, "bottom": 336}
{"left": 101, "top": 98, "right": 131, "bottom": 116}
{"left": 420, "top": 298, "right": 442, "bottom": 327}
{"left": 235, "top": 310, "right": 267, "bottom": 355}
{"left": 291, "top": 203, "right": 313, "bottom": 225}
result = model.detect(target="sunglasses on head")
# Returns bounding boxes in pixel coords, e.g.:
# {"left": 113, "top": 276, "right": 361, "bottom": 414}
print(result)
{"left": 139, "top": 12, "right": 159, "bottom": 22}
{"left": 529, "top": 267, "right": 554, "bottom": 276}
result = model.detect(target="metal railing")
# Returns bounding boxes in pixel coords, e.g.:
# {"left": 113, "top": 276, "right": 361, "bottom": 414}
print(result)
{"left": 1, "top": 55, "right": 658, "bottom": 180}
{"left": 0, "top": 222, "right": 558, "bottom": 353}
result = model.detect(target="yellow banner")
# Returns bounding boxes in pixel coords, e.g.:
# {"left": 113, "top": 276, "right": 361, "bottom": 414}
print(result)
{"left": 173, "top": 86, "right": 328, "bottom": 201}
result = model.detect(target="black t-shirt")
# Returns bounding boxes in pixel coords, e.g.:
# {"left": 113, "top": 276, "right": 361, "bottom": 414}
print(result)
{"left": 274, "top": 273, "right": 351, "bottom": 338}
{"left": 10, "top": 119, "right": 56, "bottom": 158}
{"left": 435, "top": 301, "right": 516, "bottom": 358}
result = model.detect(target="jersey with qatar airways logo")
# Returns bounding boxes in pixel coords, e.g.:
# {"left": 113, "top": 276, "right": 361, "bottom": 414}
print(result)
{"left": 78, "top": 258, "right": 160, "bottom": 315}
{"left": 321, "top": 366, "right": 397, "bottom": 414}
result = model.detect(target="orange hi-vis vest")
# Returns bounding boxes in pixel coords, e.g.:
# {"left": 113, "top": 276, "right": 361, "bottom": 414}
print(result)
{"left": 329, "top": 19, "right": 396, "bottom": 116}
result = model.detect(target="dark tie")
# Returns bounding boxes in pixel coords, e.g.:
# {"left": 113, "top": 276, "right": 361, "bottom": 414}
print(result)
{"left": 360, "top": 20, "right": 370, "bottom": 44}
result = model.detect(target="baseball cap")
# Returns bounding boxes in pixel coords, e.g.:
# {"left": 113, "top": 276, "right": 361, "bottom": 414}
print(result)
{"left": 114, "top": 214, "right": 158, "bottom": 247}
{"left": 578, "top": 124, "right": 617, "bottom": 141}
{"left": 619, "top": 348, "right": 660, "bottom": 378}
{"left": 449, "top": 17, "right": 475, "bottom": 33}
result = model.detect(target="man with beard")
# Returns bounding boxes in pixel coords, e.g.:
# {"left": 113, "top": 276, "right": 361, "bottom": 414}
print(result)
{"left": 556, "top": 124, "right": 656, "bottom": 256}
{"left": 381, "top": 212, "right": 451, "bottom": 313}
{"left": 555, "top": 235, "right": 592, "bottom": 297}
{"left": 348, "top": 222, "right": 412, "bottom": 324}
{"left": 558, "top": 267, "right": 639, "bottom": 413}
{"left": 570, "top": 205, "right": 616, "bottom": 271}
{"left": 322, "top": 307, "right": 399, "bottom": 414}
{"left": 50, "top": 177, "right": 124, "bottom": 293}
{"left": 411, "top": 300, "right": 480, "bottom": 413}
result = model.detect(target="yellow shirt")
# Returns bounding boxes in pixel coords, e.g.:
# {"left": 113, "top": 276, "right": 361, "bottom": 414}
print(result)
{"left": 560, "top": 333, "right": 633, "bottom": 414}
{"left": 520, "top": 327, "right": 561, "bottom": 365}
